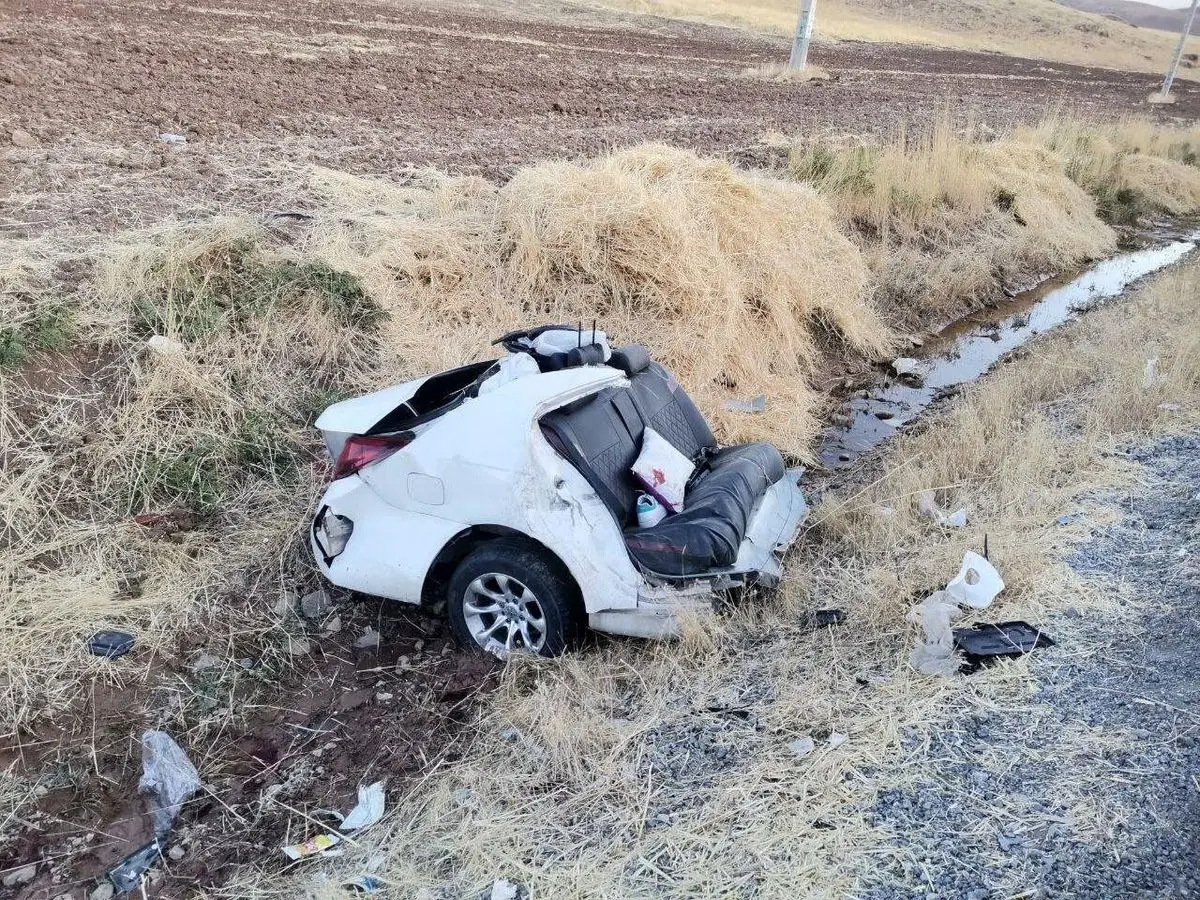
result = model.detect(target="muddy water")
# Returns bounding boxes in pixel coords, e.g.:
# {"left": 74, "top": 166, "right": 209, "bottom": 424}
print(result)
{"left": 819, "top": 230, "right": 1200, "bottom": 469}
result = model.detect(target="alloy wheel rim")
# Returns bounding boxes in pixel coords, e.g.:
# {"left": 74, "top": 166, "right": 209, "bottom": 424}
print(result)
{"left": 463, "top": 572, "right": 547, "bottom": 655}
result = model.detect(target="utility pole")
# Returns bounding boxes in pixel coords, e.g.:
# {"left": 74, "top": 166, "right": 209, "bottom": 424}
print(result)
{"left": 789, "top": 0, "right": 817, "bottom": 70}
{"left": 1158, "top": 0, "right": 1200, "bottom": 101}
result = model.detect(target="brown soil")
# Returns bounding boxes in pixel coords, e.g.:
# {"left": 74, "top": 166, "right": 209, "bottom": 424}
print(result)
{"left": 3, "top": 0, "right": 1198, "bottom": 243}
{"left": 0, "top": 593, "right": 499, "bottom": 899}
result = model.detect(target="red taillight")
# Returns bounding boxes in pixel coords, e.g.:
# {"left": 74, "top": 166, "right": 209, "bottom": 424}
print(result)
{"left": 333, "top": 434, "right": 412, "bottom": 480}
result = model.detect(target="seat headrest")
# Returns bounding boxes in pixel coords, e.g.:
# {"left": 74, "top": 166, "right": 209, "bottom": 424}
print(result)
{"left": 610, "top": 344, "right": 651, "bottom": 376}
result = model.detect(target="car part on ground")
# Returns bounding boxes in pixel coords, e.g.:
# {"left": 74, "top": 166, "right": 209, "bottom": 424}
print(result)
{"left": 953, "top": 621, "right": 1056, "bottom": 669}
{"left": 307, "top": 328, "right": 809, "bottom": 655}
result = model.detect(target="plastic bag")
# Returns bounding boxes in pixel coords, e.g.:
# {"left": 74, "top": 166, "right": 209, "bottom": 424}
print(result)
{"left": 139, "top": 731, "right": 202, "bottom": 837}
{"left": 907, "top": 590, "right": 965, "bottom": 677}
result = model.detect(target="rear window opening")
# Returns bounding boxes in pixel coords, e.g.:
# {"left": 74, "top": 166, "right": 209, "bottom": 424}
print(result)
{"left": 367, "top": 359, "right": 496, "bottom": 433}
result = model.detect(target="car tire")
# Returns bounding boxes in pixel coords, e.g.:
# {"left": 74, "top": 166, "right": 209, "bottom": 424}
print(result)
{"left": 447, "top": 539, "right": 583, "bottom": 658}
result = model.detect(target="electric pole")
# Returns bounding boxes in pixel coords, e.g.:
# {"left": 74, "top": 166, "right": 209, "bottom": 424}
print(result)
{"left": 789, "top": 0, "right": 817, "bottom": 70}
{"left": 1158, "top": 0, "right": 1200, "bottom": 101}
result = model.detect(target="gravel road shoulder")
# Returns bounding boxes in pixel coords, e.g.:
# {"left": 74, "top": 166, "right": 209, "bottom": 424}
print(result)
{"left": 866, "top": 430, "right": 1200, "bottom": 900}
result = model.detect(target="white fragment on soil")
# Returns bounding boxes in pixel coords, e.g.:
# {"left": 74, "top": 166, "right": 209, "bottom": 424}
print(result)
{"left": 324, "top": 615, "right": 342, "bottom": 634}
{"left": 167, "top": 845, "right": 186, "bottom": 861}
{"left": 287, "top": 637, "right": 311, "bottom": 656}
{"left": 787, "top": 736, "right": 816, "bottom": 757}
{"left": 490, "top": 878, "right": 520, "bottom": 900}
{"left": 828, "top": 732, "right": 849, "bottom": 749}
{"left": 2, "top": 863, "right": 36, "bottom": 887}
{"left": 299, "top": 588, "right": 331, "bottom": 620}
{"left": 1159, "top": 402, "right": 1181, "bottom": 412}
{"left": 891, "top": 357, "right": 922, "bottom": 376}
{"left": 188, "top": 651, "right": 221, "bottom": 673}
{"left": 374, "top": 691, "right": 393, "bottom": 702}
{"left": 354, "top": 627, "right": 381, "bottom": 649}
{"left": 157, "top": 132, "right": 187, "bottom": 144}
{"left": 89, "top": 883, "right": 116, "bottom": 900}
{"left": 340, "top": 781, "right": 386, "bottom": 830}
{"left": 146, "top": 334, "right": 184, "bottom": 356}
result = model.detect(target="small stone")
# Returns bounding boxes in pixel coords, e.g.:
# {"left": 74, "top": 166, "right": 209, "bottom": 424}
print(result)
{"left": 10, "top": 128, "right": 36, "bottom": 148}
{"left": 299, "top": 589, "right": 331, "bottom": 620}
{"left": 354, "top": 627, "right": 381, "bottom": 649}
{"left": 395, "top": 655, "right": 411, "bottom": 670}
{"left": 499, "top": 726, "right": 521, "bottom": 742}
{"left": 287, "top": 638, "right": 311, "bottom": 656}
{"left": 167, "top": 845, "right": 186, "bottom": 861}
{"left": 414, "top": 639, "right": 425, "bottom": 652}
{"left": 146, "top": 334, "right": 184, "bottom": 356}
{"left": 2, "top": 863, "right": 36, "bottom": 887}
{"left": 323, "top": 615, "right": 342, "bottom": 634}
{"left": 375, "top": 692, "right": 393, "bottom": 702}
{"left": 90, "top": 884, "right": 116, "bottom": 900}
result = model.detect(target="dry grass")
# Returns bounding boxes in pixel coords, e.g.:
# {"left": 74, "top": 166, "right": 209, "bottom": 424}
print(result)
{"left": 741, "top": 61, "right": 831, "bottom": 82}
{"left": 604, "top": 0, "right": 1191, "bottom": 77}
{"left": 304, "top": 144, "right": 893, "bottom": 454}
{"left": 779, "top": 117, "right": 1200, "bottom": 326}
{"left": 785, "top": 122, "right": 1115, "bottom": 323}
{"left": 216, "top": 247, "right": 1200, "bottom": 899}
{"left": 1020, "top": 116, "right": 1200, "bottom": 219}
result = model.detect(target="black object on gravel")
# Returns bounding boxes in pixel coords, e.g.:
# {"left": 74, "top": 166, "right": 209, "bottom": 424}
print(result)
{"left": 864, "top": 431, "right": 1200, "bottom": 900}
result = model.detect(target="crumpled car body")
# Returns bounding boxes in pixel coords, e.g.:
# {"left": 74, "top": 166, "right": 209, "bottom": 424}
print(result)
{"left": 310, "top": 339, "right": 807, "bottom": 654}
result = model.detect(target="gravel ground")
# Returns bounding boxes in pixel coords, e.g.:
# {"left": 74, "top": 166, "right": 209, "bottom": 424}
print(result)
{"left": 865, "top": 430, "right": 1200, "bottom": 900}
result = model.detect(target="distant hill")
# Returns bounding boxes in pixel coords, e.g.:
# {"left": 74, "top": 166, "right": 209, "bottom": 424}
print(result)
{"left": 1056, "top": 0, "right": 1197, "bottom": 33}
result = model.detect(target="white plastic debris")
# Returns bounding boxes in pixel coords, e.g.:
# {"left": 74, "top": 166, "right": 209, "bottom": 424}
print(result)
{"left": 139, "top": 731, "right": 202, "bottom": 837}
{"left": 1143, "top": 357, "right": 1158, "bottom": 388}
{"left": 787, "top": 736, "right": 815, "bottom": 757}
{"left": 916, "top": 490, "right": 967, "bottom": 528}
{"left": 339, "top": 781, "right": 386, "bottom": 830}
{"left": 891, "top": 357, "right": 922, "bottom": 377}
{"left": 282, "top": 782, "right": 385, "bottom": 861}
{"left": 354, "top": 627, "right": 381, "bottom": 649}
{"left": 907, "top": 589, "right": 966, "bottom": 677}
{"left": 529, "top": 327, "right": 610, "bottom": 360}
{"left": 828, "top": 732, "right": 849, "bottom": 749}
{"left": 157, "top": 132, "right": 187, "bottom": 144}
{"left": 479, "top": 352, "right": 541, "bottom": 395}
{"left": 946, "top": 551, "right": 1004, "bottom": 609}
{"left": 490, "top": 878, "right": 520, "bottom": 900}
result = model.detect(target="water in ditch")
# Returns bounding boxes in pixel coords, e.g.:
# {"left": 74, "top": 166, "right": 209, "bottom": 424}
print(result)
{"left": 818, "top": 227, "right": 1199, "bottom": 470}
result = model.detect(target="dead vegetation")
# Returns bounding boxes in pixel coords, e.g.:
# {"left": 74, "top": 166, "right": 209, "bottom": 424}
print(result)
{"left": 218, "top": 250, "right": 1200, "bottom": 900}
{"left": 3, "top": 115, "right": 1200, "bottom": 895}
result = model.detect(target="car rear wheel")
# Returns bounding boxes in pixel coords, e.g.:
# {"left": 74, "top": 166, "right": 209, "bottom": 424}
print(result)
{"left": 447, "top": 540, "right": 582, "bottom": 658}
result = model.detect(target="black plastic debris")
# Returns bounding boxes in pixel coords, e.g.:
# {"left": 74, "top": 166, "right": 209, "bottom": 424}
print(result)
{"left": 814, "top": 608, "right": 847, "bottom": 628}
{"left": 87, "top": 630, "right": 135, "bottom": 659}
{"left": 107, "top": 837, "right": 166, "bottom": 894}
{"left": 953, "top": 621, "right": 1055, "bottom": 668}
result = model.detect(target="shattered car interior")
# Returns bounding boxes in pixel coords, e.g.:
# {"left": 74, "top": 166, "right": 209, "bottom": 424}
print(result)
{"left": 310, "top": 325, "right": 808, "bottom": 657}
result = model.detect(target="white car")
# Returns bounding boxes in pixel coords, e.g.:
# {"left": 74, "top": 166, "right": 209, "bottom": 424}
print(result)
{"left": 310, "top": 326, "right": 808, "bottom": 657}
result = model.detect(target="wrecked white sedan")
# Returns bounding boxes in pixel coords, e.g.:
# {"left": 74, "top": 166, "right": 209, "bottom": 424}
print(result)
{"left": 311, "top": 326, "right": 807, "bottom": 657}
